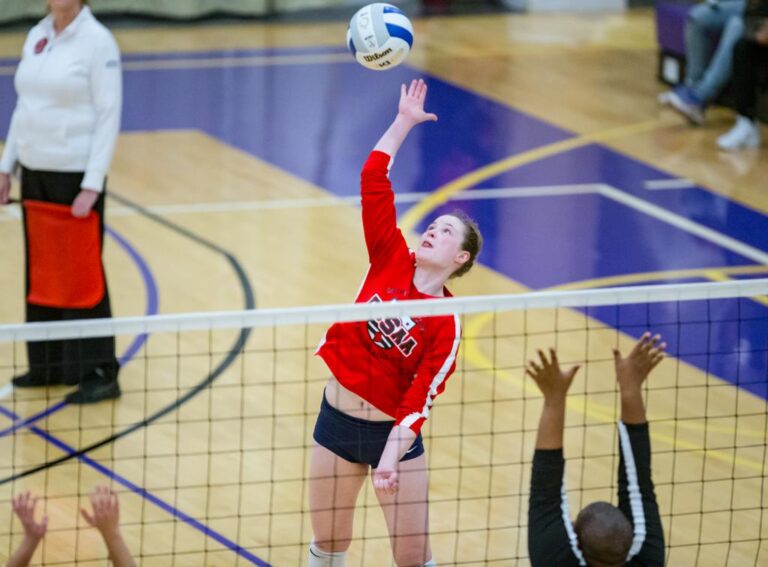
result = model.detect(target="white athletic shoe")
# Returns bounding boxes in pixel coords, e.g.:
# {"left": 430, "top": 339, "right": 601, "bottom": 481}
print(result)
{"left": 716, "top": 116, "right": 761, "bottom": 151}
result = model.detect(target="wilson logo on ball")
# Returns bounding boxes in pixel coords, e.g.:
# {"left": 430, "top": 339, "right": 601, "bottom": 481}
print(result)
{"left": 347, "top": 3, "right": 414, "bottom": 71}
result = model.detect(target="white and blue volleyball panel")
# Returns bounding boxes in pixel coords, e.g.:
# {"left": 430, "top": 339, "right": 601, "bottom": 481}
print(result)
{"left": 347, "top": 3, "right": 414, "bottom": 71}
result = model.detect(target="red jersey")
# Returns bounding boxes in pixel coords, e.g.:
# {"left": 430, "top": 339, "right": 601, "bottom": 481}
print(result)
{"left": 316, "top": 150, "right": 461, "bottom": 434}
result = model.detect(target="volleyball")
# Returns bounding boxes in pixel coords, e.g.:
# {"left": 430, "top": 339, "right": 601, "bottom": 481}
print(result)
{"left": 347, "top": 3, "right": 414, "bottom": 71}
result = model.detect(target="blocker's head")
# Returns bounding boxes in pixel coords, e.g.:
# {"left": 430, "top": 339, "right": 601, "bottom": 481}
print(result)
{"left": 574, "top": 501, "right": 633, "bottom": 567}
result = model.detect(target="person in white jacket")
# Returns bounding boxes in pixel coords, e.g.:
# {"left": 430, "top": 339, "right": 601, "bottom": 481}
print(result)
{"left": 0, "top": 0, "right": 121, "bottom": 404}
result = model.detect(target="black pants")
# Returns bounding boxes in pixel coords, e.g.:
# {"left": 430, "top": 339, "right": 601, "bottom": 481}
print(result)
{"left": 732, "top": 37, "right": 768, "bottom": 120}
{"left": 21, "top": 167, "right": 119, "bottom": 383}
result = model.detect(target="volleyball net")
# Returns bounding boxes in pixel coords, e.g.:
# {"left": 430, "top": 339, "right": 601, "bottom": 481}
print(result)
{"left": 0, "top": 279, "right": 767, "bottom": 566}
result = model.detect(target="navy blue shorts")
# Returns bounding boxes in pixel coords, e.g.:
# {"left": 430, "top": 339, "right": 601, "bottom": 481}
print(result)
{"left": 313, "top": 391, "right": 424, "bottom": 468}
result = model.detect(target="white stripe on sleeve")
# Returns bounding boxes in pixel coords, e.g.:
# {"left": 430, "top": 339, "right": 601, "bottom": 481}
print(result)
{"left": 400, "top": 314, "right": 461, "bottom": 429}
{"left": 560, "top": 480, "right": 587, "bottom": 566}
{"left": 618, "top": 420, "right": 647, "bottom": 560}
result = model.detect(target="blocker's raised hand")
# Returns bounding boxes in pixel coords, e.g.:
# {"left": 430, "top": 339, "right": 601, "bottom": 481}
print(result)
{"left": 526, "top": 348, "right": 580, "bottom": 402}
{"left": 613, "top": 332, "right": 666, "bottom": 393}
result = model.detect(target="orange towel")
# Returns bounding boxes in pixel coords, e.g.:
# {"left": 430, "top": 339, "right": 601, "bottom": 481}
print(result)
{"left": 24, "top": 200, "right": 105, "bottom": 309}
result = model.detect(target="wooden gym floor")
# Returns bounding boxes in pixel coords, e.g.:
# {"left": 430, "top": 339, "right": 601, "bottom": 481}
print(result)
{"left": 0, "top": 8, "right": 766, "bottom": 566}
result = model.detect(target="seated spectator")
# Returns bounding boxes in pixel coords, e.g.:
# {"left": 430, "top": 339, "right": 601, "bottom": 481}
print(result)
{"left": 661, "top": 0, "right": 746, "bottom": 125}
{"left": 4, "top": 486, "right": 136, "bottom": 567}
{"left": 527, "top": 334, "right": 666, "bottom": 567}
{"left": 717, "top": 0, "right": 768, "bottom": 149}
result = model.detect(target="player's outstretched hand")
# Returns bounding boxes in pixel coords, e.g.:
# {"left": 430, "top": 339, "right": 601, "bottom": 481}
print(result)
{"left": 81, "top": 486, "right": 120, "bottom": 536}
{"left": 613, "top": 332, "right": 666, "bottom": 394}
{"left": 8, "top": 491, "right": 48, "bottom": 567}
{"left": 526, "top": 348, "right": 580, "bottom": 403}
{"left": 398, "top": 79, "right": 438, "bottom": 126}
{"left": 12, "top": 491, "right": 48, "bottom": 541}
{"left": 81, "top": 486, "right": 137, "bottom": 567}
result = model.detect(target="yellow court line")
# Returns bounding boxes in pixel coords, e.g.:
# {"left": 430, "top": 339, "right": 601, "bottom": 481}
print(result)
{"left": 398, "top": 118, "right": 671, "bottom": 233}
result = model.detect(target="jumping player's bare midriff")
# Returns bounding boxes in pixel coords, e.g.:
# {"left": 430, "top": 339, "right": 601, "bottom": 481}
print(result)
{"left": 324, "top": 376, "right": 394, "bottom": 422}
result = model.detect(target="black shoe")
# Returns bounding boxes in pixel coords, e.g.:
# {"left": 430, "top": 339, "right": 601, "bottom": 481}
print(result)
{"left": 65, "top": 381, "right": 121, "bottom": 404}
{"left": 65, "top": 368, "right": 121, "bottom": 404}
{"left": 62, "top": 360, "right": 119, "bottom": 386}
{"left": 12, "top": 373, "right": 63, "bottom": 388}
{"left": 63, "top": 373, "right": 80, "bottom": 386}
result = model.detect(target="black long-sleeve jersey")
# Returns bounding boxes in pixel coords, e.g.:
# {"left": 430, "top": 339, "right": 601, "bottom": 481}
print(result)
{"left": 528, "top": 422, "right": 665, "bottom": 566}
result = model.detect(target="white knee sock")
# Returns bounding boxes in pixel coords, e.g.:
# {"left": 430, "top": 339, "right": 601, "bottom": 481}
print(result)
{"left": 422, "top": 559, "right": 437, "bottom": 567}
{"left": 308, "top": 542, "right": 347, "bottom": 567}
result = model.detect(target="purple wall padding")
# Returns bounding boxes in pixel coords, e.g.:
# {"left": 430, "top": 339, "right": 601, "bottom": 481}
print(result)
{"left": 655, "top": 1, "right": 695, "bottom": 56}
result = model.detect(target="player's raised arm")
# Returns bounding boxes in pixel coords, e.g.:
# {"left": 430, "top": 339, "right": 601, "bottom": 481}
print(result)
{"left": 373, "top": 78, "right": 438, "bottom": 158}
{"left": 614, "top": 332, "right": 666, "bottom": 425}
{"left": 362, "top": 79, "right": 437, "bottom": 264}
{"left": 527, "top": 349, "right": 581, "bottom": 450}
{"left": 614, "top": 333, "right": 667, "bottom": 566}
{"left": 81, "top": 486, "right": 136, "bottom": 567}
{"left": 7, "top": 492, "right": 48, "bottom": 567}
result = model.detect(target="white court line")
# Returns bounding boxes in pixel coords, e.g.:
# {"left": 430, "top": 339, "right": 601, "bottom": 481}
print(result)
{"left": 108, "top": 195, "right": 361, "bottom": 217}
{"left": 0, "top": 184, "right": 602, "bottom": 221}
{"left": 102, "top": 184, "right": 602, "bottom": 217}
{"left": 644, "top": 178, "right": 697, "bottom": 191}
{"left": 465, "top": 183, "right": 768, "bottom": 266}
{"left": 598, "top": 184, "right": 768, "bottom": 265}
{"left": 3, "top": 182, "right": 765, "bottom": 266}
{"left": 451, "top": 184, "right": 601, "bottom": 200}
{"left": 463, "top": 183, "right": 768, "bottom": 266}
{"left": 122, "top": 181, "right": 768, "bottom": 265}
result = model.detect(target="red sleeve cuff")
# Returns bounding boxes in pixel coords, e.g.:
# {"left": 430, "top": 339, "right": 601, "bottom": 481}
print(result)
{"left": 363, "top": 150, "right": 392, "bottom": 172}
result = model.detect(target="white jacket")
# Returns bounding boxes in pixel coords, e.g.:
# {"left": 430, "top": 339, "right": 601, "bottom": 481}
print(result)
{"left": 0, "top": 6, "right": 122, "bottom": 191}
